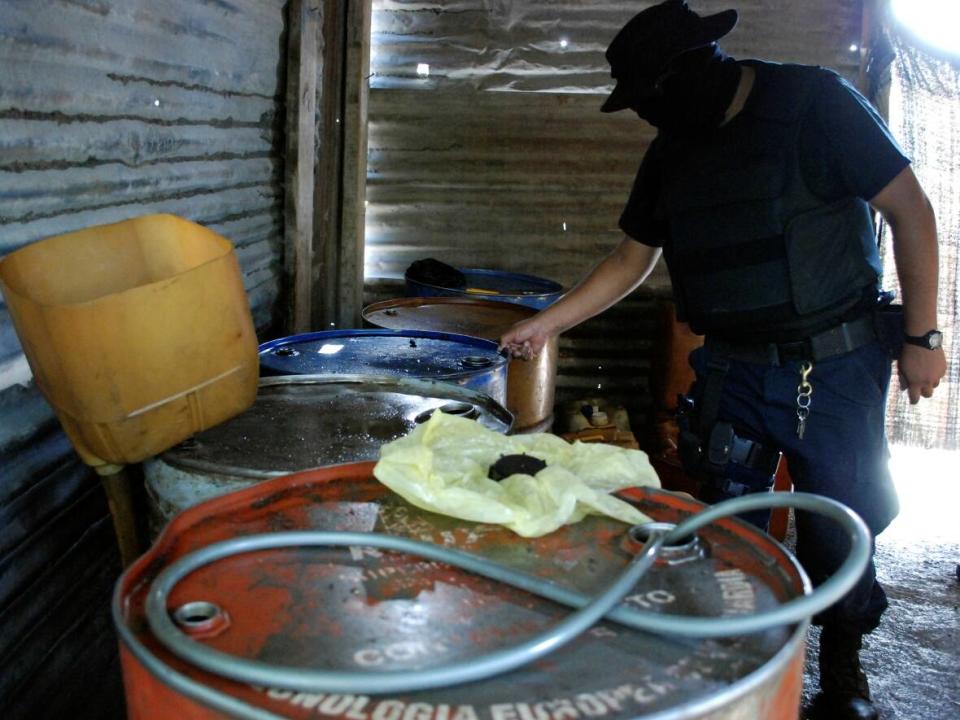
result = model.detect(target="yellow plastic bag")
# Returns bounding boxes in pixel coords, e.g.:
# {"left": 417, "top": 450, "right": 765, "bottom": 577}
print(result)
{"left": 373, "top": 412, "right": 660, "bottom": 537}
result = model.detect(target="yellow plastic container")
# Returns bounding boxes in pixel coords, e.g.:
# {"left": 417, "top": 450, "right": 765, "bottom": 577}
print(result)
{"left": 0, "top": 214, "right": 260, "bottom": 467}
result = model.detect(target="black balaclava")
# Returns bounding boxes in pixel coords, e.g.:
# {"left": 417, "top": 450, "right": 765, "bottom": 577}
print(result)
{"left": 630, "top": 44, "right": 741, "bottom": 134}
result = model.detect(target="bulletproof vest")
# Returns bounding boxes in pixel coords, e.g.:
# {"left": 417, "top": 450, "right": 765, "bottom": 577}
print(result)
{"left": 655, "top": 61, "right": 882, "bottom": 339}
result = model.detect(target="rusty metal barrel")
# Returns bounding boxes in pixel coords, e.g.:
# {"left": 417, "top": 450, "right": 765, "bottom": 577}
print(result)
{"left": 116, "top": 461, "right": 809, "bottom": 720}
{"left": 363, "top": 297, "right": 558, "bottom": 434}
{"left": 405, "top": 267, "right": 564, "bottom": 310}
{"left": 143, "top": 375, "right": 512, "bottom": 535}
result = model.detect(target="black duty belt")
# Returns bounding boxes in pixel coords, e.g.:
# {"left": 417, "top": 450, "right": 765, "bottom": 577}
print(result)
{"left": 705, "top": 313, "right": 877, "bottom": 366}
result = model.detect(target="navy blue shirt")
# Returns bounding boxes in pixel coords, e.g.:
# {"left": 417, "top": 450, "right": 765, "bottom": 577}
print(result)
{"left": 620, "top": 62, "right": 910, "bottom": 247}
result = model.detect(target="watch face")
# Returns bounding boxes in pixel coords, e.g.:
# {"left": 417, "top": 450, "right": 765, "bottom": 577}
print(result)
{"left": 929, "top": 331, "right": 943, "bottom": 349}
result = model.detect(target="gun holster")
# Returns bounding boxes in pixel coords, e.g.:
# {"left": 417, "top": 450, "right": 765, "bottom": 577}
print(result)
{"left": 676, "top": 394, "right": 703, "bottom": 477}
{"left": 873, "top": 300, "right": 905, "bottom": 359}
{"left": 675, "top": 395, "right": 781, "bottom": 485}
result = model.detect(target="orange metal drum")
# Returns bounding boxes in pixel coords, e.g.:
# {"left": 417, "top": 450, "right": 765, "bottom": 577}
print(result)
{"left": 114, "top": 462, "right": 808, "bottom": 720}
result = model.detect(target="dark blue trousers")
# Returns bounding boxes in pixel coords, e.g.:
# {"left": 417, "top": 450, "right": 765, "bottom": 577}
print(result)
{"left": 688, "top": 339, "right": 899, "bottom": 633}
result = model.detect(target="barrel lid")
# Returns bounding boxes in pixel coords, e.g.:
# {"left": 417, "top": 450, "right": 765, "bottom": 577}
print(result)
{"left": 363, "top": 297, "right": 535, "bottom": 340}
{"left": 410, "top": 268, "right": 563, "bottom": 297}
{"left": 159, "top": 375, "right": 513, "bottom": 477}
{"left": 259, "top": 330, "right": 507, "bottom": 378}
{"left": 118, "top": 463, "right": 809, "bottom": 720}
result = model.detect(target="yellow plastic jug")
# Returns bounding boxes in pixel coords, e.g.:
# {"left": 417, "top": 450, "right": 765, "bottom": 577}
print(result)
{"left": 0, "top": 214, "right": 259, "bottom": 467}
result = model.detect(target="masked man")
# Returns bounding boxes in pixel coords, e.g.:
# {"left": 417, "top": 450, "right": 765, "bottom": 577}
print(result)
{"left": 501, "top": 2, "right": 946, "bottom": 718}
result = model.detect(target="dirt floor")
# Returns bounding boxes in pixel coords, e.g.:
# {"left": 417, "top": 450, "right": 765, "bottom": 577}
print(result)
{"left": 798, "top": 445, "right": 960, "bottom": 719}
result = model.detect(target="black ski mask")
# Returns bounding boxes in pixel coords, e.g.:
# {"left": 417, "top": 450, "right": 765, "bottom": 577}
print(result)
{"left": 630, "top": 44, "right": 741, "bottom": 134}
{"left": 600, "top": 1, "right": 741, "bottom": 131}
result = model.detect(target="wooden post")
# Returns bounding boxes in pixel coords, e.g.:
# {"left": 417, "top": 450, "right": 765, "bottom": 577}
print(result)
{"left": 338, "top": 0, "right": 372, "bottom": 329}
{"left": 97, "top": 464, "right": 143, "bottom": 568}
{"left": 284, "top": 0, "right": 323, "bottom": 334}
{"left": 311, "top": 0, "right": 367, "bottom": 330}
{"left": 317, "top": 0, "right": 349, "bottom": 330}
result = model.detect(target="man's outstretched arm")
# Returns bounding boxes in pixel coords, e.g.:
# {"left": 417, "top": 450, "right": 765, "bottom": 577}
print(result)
{"left": 871, "top": 165, "right": 946, "bottom": 404}
{"left": 500, "top": 237, "right": 660, "bottom": 359}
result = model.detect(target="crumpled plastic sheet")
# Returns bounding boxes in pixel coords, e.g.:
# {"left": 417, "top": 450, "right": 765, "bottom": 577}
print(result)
{"left": 373, "top": 411, "right": 660, "bottom": 537}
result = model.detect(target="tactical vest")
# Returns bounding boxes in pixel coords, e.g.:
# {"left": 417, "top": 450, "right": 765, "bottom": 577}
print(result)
{"left": 656, "top": 61, "right": 882, "bottom": 339}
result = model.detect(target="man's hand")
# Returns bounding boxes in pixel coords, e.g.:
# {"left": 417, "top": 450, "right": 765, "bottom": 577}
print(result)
{"left": 500, "top": 316, "right": 550, "bottom": 360}
{"left": 499, "top": 316, "right": 552, "bottom": 360}
{"left": 897, "top": 343, "right": 946, "bottom": 404}
{"left": 871, "top": 167, "right": 946, "bottom": 404}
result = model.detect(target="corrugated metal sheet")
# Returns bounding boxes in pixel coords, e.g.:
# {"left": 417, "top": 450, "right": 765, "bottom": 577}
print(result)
{"left": 0, "top": 0, "right": 287, "bottom": 330}
{"left": 0, "top": 1, "right": 288, "bottom": 716}
{"left": 365, "top": 88, "right": 660, "bottom": 288}
{"left": 364, "top": 0, "right": 864, "bottom": 437}
{"left": 370, "top": 0, "right": 862, "bottom": 92}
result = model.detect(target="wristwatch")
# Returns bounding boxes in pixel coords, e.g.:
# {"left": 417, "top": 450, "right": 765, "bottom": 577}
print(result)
{"left": 903, "top": 329, "right": 943, "bottom": 350}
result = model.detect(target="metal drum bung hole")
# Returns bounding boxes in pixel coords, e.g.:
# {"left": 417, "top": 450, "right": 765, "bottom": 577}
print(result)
{"left": 624, "top": 522, "right": 705, "bottom": 565}
{"left": 461, "top": 356, "right": 493, "bottom": 369}
{"left": 273, "top": 346, "right": 299, "bottom": 358}
{"left": 414, "top": 402, "right": 479, "bottom": 424}
{"left": 436, "top": 401, "right": 479, "bottom": 419}
{"left": 172, "top": 601, "right": 230, "bottom": 638}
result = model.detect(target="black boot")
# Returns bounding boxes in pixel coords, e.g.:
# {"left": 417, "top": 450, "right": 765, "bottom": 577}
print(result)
{"left": 812, "top": 626, "right": 879, "bottom": 719}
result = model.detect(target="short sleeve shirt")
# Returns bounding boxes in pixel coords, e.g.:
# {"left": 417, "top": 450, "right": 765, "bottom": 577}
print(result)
{"left": 619, "top": 62, "right": 911, "bottom": 247}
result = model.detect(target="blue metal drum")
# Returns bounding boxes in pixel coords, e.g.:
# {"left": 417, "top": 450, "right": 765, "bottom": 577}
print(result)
{"left": 258, "top": 329, "right": 508, "bottom": 405}
{"left": 405, "top": 268, "right": 564, "bottom": 310}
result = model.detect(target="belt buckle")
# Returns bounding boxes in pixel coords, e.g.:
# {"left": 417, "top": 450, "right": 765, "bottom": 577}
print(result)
{"left": 776, "top": 340, "right": 809, "bottom": 364}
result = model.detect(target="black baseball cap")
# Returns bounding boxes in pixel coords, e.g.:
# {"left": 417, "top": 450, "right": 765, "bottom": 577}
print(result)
{"left": 601, "top": 0, "right": 738, "bottom": 113}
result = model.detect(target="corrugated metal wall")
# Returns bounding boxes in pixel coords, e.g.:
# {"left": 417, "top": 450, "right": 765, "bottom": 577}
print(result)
{"left": 364, "top": 0, "right": 863, "bottom": 437}
{"left": 0, "top": 1, "right": 288, "bottom": 716}
{"left": 369, "top": 0, "right": 861, "bottom": 94}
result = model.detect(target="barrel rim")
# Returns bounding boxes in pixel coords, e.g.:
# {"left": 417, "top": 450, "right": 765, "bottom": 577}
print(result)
{"left": 259, "top": 328, "right": 504, "bottom": 351}
{"left": 405, "top": 267, "right": 564, "bottom": 297}
{"left": 363, "top": 295, "right": 540, "bottom": 321}
{"left": 258, "top": 329, "right": 509, "bottom": 379}
{"left": 113, "top": 621, "right": 808, "bottom": 720}
{"left": 153, "top": 374, "right": 514, "bottom": 477}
